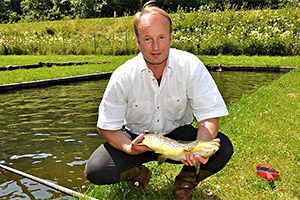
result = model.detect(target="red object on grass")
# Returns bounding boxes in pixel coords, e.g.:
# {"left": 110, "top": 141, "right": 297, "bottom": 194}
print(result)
{"left": 256, "top": 164, "right": 280, "bottom": 181}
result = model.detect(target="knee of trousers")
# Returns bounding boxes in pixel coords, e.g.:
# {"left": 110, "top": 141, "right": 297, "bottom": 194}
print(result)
{"left": 85, "top": 160, "right": 119, "bottom": 185}
{"left": 220, "top": 133, "right": 234, "bottom": 159}
{"left": 202, "top": 132, "right": 234, "bottom": 173}
{"left": 217, "top": 132, "right": 234, "bottom": 170}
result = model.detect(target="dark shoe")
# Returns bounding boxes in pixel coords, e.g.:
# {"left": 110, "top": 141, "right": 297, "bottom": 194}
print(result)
{"left": 120, "top": 165, "right": 152, "bottom": 192}
{"left": 173, "top": 166, "right": 214, "bottom": 200}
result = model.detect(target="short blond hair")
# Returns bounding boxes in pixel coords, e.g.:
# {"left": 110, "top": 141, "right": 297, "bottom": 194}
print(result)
{"left": 133, "top": 5, "right": 172, "bottom": 37}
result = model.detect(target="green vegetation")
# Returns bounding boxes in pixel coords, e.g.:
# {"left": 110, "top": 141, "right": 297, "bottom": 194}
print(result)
{"left": 81, "top": 68, "right": 299, "bottom": 200}
{"left": 1, "top": 0, "right": 295, "bottom": 23}
{"left": 0, "top": 55, "right": 131, "bottom": 85}
{"left": 0, "top": 54, "right": 299, "bottom": 85}
{"left": 1, "top": 5, "right": 299, "bottom": 56}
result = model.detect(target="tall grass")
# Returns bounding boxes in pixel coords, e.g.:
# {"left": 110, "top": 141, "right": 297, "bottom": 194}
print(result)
{"left": 0, "top": 5, "right": 299, "bottom": 56}
{"left": 172, "top": 6, "right": 300, "bottom": 56}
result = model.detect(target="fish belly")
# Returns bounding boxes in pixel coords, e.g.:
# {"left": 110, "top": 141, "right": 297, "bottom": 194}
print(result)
{"left": 165, "top": 154, "right": 186, "bottom": 161}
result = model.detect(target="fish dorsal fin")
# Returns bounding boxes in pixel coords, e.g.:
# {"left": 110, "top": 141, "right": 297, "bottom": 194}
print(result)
{"left": 183, "top": 142, "right": 195, "bottom": 152}
{"left": 183, "top": 148, "right": 193, "bottom": 152}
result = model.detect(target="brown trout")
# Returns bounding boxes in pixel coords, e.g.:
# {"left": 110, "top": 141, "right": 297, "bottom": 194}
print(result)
{"left": 139, "top": 133, "right": 220, "bottom": 174}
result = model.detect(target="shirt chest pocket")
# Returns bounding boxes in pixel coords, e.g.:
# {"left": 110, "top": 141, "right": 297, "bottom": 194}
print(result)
{"left": 126, "top": 102, "right": 152, "bottom": 125}
{"left": 163, "top": 97, "right": 188, "bottom": 121}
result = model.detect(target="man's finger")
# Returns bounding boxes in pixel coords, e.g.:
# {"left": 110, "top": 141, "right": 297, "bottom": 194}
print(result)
{"left": 196, "top": 155, "right": 209, "bottom": 164}
{"left": 181, "top": 159, "right": 189, "bottom": 166}
{"left": 185, "top": 153, "right": 195, "bottom": 166}
{"left": 132, "top": 133, "right": 145, "bottom": 144}
{"left": 213, "top": 138, "right": 221, "bottom": 143}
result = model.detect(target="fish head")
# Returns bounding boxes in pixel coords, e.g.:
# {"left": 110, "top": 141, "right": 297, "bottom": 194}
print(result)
{"left": 192, "top": 140, "right": 220, "bottom": 158}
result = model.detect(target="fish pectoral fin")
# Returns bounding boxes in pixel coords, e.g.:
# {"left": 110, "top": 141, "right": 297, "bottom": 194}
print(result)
{"left": 158, "top": 155, "right": 167, "bottom": 165}
{"left": 195, "top": 160, "right": 201, "bottom": 174}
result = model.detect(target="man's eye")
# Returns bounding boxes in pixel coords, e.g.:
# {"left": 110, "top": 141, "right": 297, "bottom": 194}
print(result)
{"left": 160, "top": 36, "right": 165, "bottom": 40}
{"left": 145, "top": 38, "right": 151, "bottom": 42}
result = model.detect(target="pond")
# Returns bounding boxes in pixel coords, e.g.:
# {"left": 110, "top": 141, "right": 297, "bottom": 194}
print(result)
{"left": 0, "top": 71, "right": 283, "bottom": 199}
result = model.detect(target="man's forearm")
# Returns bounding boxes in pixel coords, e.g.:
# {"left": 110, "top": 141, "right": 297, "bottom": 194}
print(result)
{"left": 196, "top": 118, "right": 219, "bottom": 141}
{"left": 98, "top": 128, "right": 132, "bottom": 153}
{"left": 97, "top": 128, "right": 151, "bottom": 155}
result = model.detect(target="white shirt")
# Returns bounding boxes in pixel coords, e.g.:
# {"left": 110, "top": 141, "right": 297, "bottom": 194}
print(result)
{"left": 97, "top": 48, "right": 228, "bottom": 135}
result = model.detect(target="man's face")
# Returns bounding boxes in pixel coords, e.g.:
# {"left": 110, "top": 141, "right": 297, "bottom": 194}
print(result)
{"left": 135, "top": 13, "right": 173, "bottom": 67}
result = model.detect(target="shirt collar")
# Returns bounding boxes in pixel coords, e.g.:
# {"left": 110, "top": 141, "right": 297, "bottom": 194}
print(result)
{"left": 138, "top": 49, "right": 174, "bottom": 75}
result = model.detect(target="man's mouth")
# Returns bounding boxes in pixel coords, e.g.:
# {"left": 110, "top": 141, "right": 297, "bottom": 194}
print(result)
{"left": 151, "top": 52, "right": 161, "bottom": 56}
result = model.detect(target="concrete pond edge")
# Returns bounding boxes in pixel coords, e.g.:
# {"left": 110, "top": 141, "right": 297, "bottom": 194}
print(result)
{"left": 0, "top": 72, "right": 112, "bottom": 94}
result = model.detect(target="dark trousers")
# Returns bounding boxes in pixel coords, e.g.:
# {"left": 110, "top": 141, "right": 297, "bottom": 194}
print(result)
{"left": 85, "top": 125, "right": 234, "bottom": 185}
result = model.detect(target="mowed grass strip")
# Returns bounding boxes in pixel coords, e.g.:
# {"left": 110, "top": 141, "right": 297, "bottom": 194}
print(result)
{"left": 0, "top": 55, "right": 132, "bottom": 85}
{"left": 0, "top": 55, "right": 298, "bottom": 85}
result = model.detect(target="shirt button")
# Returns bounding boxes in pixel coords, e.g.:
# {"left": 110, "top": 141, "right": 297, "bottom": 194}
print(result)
{"left": 157, "top": 106, "right": 160, "bottom": 109}
{"left": 157, "top": 119, "right": 159, "bottom": 122}
{"left": 135, "top": 104, "right": 138, "bottom": 107}
{"left": 177, "top": 99, "right": 180, "bottom": 102}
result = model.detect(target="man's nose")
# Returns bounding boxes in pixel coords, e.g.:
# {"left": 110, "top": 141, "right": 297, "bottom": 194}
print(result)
{"left": 152, "top": 39, "right": 159, "bottom": 50}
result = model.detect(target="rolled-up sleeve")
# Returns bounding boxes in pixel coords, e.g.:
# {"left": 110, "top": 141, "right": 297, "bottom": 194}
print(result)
{"left": 97, "top": 72, "right": 128, "bottom": 130}
{"left": 187, "top": 61, "right": 228, "bottom": 122}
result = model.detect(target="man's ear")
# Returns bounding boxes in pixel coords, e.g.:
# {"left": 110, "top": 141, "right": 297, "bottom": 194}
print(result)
{"left": 170, "top": 31, "right": 173, "bottom": 44}
{"left": 135, "top": 34, "right": 141, "bottom": 48}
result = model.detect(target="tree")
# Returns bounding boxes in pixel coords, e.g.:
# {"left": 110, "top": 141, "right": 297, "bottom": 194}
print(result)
{"left": 10, "top": 0, "right": 22, "bottom": 14}
{"left": 69, "top": 0, "right": 107, "bottom": 18}
{"left": 21, "top": 0, "right": 54, "bottom": 21}
{"left": 0, "top": 0, "right": 10, "bottom": 23}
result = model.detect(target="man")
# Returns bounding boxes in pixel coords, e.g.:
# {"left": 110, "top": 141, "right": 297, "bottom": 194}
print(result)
{"left": 85, "top": 4, "right": 233, "bottom": 200}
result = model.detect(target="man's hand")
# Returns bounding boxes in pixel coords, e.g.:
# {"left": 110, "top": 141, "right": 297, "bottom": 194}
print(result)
{"left": 127, "top": 132, "right": 153, "bottom": 155}
{"left": 181, "top": 153, "right": 209, "bottom": 166}
{"left": 180, "top": 118, "right": 220, "bottom": 166}
{"left": 180, "top": 138, "right": 220, "bottom": 166}
{"left": 98, "top": 128, "right": 152, "bottom": 155}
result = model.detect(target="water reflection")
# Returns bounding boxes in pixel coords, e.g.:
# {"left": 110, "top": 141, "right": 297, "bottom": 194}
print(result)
{"left": 212, "top": 71, "right": 281, "bottom": 104}
{"left": 0, "top": 71, "right": 282, "bottom": 199}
